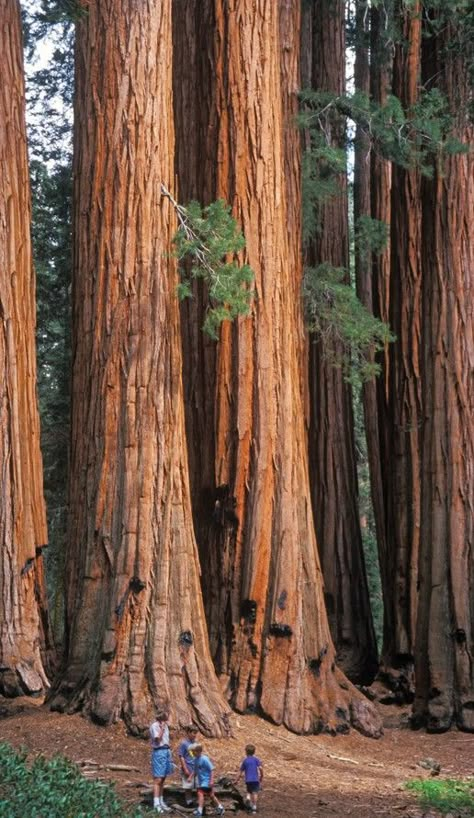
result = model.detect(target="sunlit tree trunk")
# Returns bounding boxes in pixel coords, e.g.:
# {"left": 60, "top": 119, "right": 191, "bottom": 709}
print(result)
{"left": 414, "top": 12, "right": 474, "bottom": 733}
{"left": 0, "top": 0, "right": 53, "bottom": 697}
{"left": 48, "top": 0, "right": 230, "bottom": 736}
{"left": 306, "top": 0, "right": 378, "bottom": 685}
{"left": 175, "top": 0, "right": 382, "bottom": 736}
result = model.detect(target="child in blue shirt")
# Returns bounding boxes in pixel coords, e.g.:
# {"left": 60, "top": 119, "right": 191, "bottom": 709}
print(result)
{"left": 178, "top": 724, "right": 198, "bottom": 807}
{"left": 234, "top": 744, "right": 263, "bottom": 813}
{"left": 192, "top": 743, "right": 224, "bottom": 816}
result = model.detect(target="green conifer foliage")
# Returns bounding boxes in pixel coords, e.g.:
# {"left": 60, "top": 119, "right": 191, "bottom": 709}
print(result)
{"left": 162, "top": 187, "right": 254, "bottom": 339}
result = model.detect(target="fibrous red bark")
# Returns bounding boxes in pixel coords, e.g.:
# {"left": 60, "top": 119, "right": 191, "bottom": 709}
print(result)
{"left": 0, "top": 0, "right": 53, "bottom": 698}
{"left": 414, "top": 11, "right": 474, "bottom": 732}
{"left": 48, "top": 0, "right": 230, "bottom": 737}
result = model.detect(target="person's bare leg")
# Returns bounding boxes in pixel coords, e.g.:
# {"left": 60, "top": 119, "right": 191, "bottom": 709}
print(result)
{"left": 153, "top": 776, "right": 164, "bottom": 810}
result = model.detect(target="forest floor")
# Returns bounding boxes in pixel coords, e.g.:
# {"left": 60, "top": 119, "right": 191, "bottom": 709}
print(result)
{"left": 0, "top": 697, "right": 473, "bottom": 817}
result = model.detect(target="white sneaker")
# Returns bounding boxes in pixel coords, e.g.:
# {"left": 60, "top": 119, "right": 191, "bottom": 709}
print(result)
{"left": 160, "top": 803, "right": 172, "bottom": 813}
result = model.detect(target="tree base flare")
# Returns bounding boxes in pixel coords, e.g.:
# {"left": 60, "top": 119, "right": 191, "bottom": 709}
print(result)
{"left": 0, "top": 663, "right": 49, "bottom": 698}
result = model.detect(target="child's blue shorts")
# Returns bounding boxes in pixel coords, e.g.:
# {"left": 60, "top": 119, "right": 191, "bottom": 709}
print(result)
{"left": 151, "top": 747, "right": 173, "bottom": 778}
{"left": 246, "top": 782, "right": 260, "bottom": 793}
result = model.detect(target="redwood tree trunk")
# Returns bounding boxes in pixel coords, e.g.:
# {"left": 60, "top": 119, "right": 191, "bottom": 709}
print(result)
{"left": 306, "top": 0, "right": 378, "bottom": 685}
{"left": 0, "top": 0, "right": 53, "bottom": 697}
{"left": 48, "top": 0, "right": 230, "bottom": 737}
{"left": 175, "top": 0, "right": 382, "bottom": 736}
{"left": 414, "top": 12, "right": 474, "bottom": 733}
{"left": 376, "top": 0, "right": 423, "bottom": 685}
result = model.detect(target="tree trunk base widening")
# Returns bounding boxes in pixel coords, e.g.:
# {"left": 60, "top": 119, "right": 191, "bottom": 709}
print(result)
{"left": 412, "top": 699, "right": 474, "bottom": 734}
{"left": 227, "top": 666, "right": 383, "bottom": 739}
{"left": 0, "top": 663, "right": 49, "bottom": 698}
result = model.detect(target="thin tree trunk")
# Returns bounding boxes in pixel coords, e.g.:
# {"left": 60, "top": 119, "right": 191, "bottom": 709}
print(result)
{"left": 370, "top": 4, "right": 392, "bottom": 328}
{"left": 48, "top": 0, "right": 230, "bottom": 737}
{"left": 353, "top": 0, "right": 382, "bottom": 656}
{"left": 0, "top": 0, "right": 53, "bottom": 698}
{"left": 368, "top": 1, "right": 392, "bottom": 678}
{"left": 306, "top": 0, "right": 378, "bottom": 685}
{"left": 414, "top": 12, "right": 474, "bottom": 733}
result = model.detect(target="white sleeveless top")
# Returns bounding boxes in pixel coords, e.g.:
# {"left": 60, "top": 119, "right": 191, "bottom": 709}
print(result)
{"left": 150, "top": 720, "right": 170, "bottom": 749}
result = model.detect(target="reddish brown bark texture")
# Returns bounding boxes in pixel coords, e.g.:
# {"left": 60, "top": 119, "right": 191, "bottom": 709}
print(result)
{"left": 49, "top": 0, "right": 230, "bottom": 736}
{"left": 306, "top": 0, "right": 378, "bottom": 685}
{"left": 414, "top": 15, "right": 474, "bottom": 732}
{"left": 175, "top": 0, "right": 382, "bottom": 736}
{"left": 0, "top": 0, "right": 53, "bottom": 697}
{"left": 377, "top": 1, "right": 422, "bottom": 678}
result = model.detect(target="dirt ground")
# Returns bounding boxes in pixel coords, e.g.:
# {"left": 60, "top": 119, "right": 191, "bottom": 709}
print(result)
{"left": 0, "top": 697, "right": 473, "bottom": 817}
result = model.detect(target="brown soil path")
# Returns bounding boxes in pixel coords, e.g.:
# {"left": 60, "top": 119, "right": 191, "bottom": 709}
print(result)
{"left": 0, "top": 698, "right": 472, "bottom": 817}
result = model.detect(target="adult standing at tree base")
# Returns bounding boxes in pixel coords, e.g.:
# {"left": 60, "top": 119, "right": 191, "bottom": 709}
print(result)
{"left": 150, "top": 711, "right": 173, "bottom": 814}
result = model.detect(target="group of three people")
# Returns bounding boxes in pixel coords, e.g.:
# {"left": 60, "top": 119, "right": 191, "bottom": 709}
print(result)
{"left": 150, "top": 712, "right": 263, "bottom": 815}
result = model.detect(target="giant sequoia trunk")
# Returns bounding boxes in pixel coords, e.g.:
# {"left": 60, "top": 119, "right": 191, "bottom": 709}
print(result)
{"left": 0, "top": 0, "right": 53, "bottom": 697}
{"left": 376, "top": 0, "right": 423, "bottom": 685}
{"left": 48, "top": 0, "right": 230, "bottom": 736}
{"left": 306, "top": 0, "right": 378, "bottom": 685}
{"left": 414, "top": 13, "right": 474, "bottom": 733}
{"left": 175, "top": 0, "right": 382, "bottom": 736}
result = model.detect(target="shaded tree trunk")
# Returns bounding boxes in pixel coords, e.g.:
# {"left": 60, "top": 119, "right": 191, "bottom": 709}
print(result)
{"left": 48, "top": 0, "right": 230, "bottom": 737}
{"left": 172, "top": 0, "right": 230, "bottom": 670}
{"left": 0, "top": 0, "right": 53, "bottom": 697}
{"left": 414, "top": 11, "right": 474, "bottom": 733}
{"left": 306, "top": 0, "right": 378, "bottom": 685}
{"left": 378, "top": 0, "right": 422, "bottom": 683}
{"left": 175, "top": 0, "right": 382, "bottom": 736}
{"left": 353, "top": 0, "right": 386, "bottom": 657}
{"left": 367, "top": 2, "right": 392, "bottom": 605}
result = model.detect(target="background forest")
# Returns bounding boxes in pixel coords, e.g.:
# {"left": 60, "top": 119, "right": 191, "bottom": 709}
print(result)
{"left": 1, "top": 0, "right": 473, "bottom": 746}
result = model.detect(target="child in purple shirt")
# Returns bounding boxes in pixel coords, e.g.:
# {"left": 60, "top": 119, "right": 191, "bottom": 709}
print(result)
{"left": 234, "top": 744, "right": 263, "bottom": 813}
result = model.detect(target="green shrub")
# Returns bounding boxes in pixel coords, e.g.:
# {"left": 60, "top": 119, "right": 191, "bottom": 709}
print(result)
{"left": 0, "top": 743, "right": 147, "bottom": 817}
{"left": 405, "top": 777, "right": 474, "bottom": 815}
